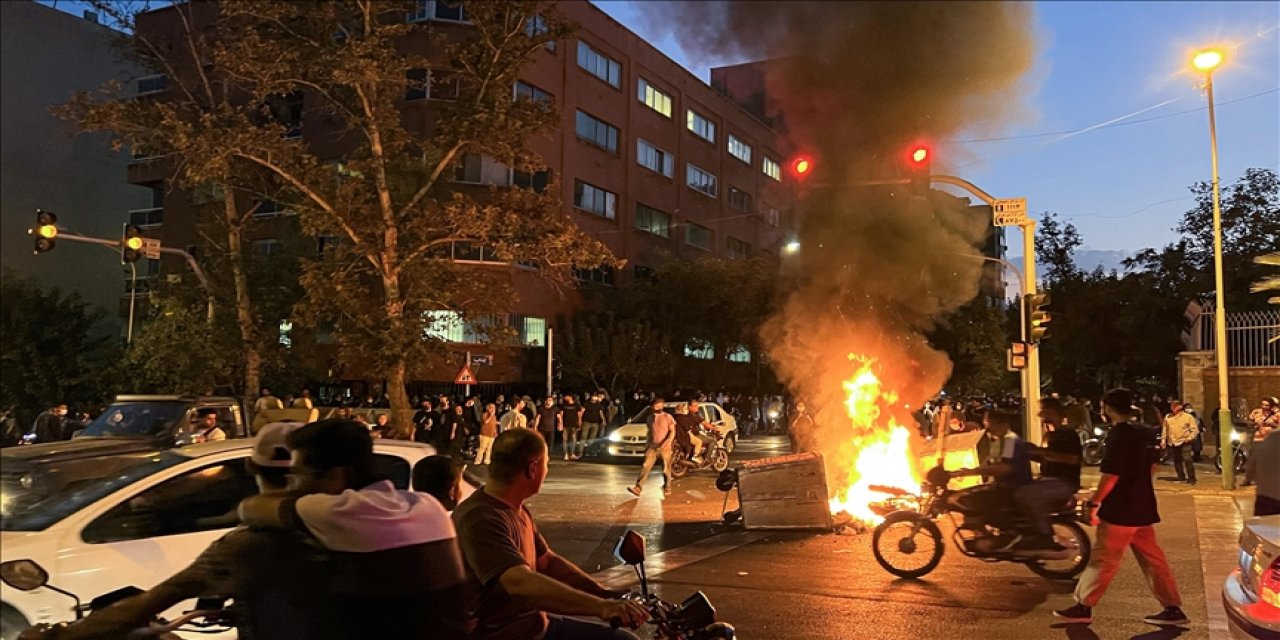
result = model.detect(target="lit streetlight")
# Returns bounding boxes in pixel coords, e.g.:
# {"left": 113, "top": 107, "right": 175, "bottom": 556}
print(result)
{"left": 1190, "top": 46, "right": 1234, "bottom": 489}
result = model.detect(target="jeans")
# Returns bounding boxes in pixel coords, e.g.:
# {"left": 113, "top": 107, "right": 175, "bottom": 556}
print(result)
{"left": 1074, "top": 521, "right": 1182, "bottom": 609}
{"left": 634, "top": 446, "right": 673, "bottom": 491}
{"left": 1013, "top": 478, "right": 1075, "bottom": 535}
{"left": 1170, "top": 442, "right": 1195, "bottom": 482}
{"left": 543, "top": 615, "right": 640, "bottom": 640}
{"left": 475, "top": 434, "right": 494, "bottom": 465}
{"left": 565, "top": 429, "right": 581, "bottom": 458}
{"left": 581, "top": 422, "right": 602, "bottom": 456}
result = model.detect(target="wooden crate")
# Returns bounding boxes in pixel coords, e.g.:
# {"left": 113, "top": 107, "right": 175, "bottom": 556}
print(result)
{"left": 737, "top": 451, "right": 832, "bottom": 530}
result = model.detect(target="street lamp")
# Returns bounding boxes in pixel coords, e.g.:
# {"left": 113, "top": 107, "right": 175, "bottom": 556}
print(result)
{"left": 1190, "top": 46, "right": 1234, "bottom": 489}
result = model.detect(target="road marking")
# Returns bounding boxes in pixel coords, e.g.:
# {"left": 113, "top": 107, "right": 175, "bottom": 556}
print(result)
{"left": 1193, "top": 494, "right": 1245, "bottom": 638}
{"left": 591, "top": 531, "right": 767, "bottom": 588}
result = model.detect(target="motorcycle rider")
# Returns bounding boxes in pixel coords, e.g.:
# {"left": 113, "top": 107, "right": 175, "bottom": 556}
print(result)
{"left": 1018, "top": 399, "right": 1081, "bottom": 552}
{"left": 679, "top": 400, "right": 710, "bottom": 463}
{"left": 17, "top": 422, "right": 337, "bottom": 640}
{"left": 939, "top": 410, "right": 1044, "bottom": 551}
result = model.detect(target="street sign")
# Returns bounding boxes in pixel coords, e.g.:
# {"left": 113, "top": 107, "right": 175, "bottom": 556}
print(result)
{"left": 470, "top": 354, "right": 493, "bottom": 367}
{"left": 141, "top": 238, "right": 162, "bottom": 259}
{"left": 992, "top": 198, "right": 1028, "bottom": 227}
{"left": 454, "top": 364, "right": 477, "bottom": 385}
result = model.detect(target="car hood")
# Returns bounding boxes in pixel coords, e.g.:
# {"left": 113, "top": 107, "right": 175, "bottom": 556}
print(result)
{"left": 2, "top": 439, "right": 163, "bottom": 463}
{"left": 612, "top": 423, "right": 647, "bottom": 436}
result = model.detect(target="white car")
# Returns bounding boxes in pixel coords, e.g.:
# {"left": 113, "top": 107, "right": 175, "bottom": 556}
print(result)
{"left": 0, "top": 437, "right": 449, "bottom": 639}
{"left": 1222, "top": 514, "right": 1280, "bottom": 639}
{"left": 593, "top": 402, "right": 738, "bottom": 460}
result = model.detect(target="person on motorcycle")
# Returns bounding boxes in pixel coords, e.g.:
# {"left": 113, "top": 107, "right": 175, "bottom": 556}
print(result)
{"left": 1017, "top": 399, "right": 1082, "bottom": 552}
{"left": 682, "top": 400, "right": 713, "bottom": 462}
{"left": 238, "top": 419, "right": 470, "bottom": 638}
{"left": 18, "top": 422, "right": 338, "bottom": 640}
{"left": 937, "top": 410, "right": 1043, "bottom": 551}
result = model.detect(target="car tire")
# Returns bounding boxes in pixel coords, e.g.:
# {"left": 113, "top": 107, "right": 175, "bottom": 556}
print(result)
{"left": 725, "top": 432, "right": 737, "bottom": 453}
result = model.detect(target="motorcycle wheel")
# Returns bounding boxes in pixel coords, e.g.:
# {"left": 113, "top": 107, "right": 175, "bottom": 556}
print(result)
{"left": 710, "top": 448, "right": 730, "bottom": 472}
{"left": 1233, "top": 449, "right": 1248, "bottom": 475}
{"left": 871, "top": 511, "right": 944, "bottom": 579}
{"left": 1026, "top": 520, "right": 1092, "bottom": 580}
{"left": 1081, "top": 442, "right": 1104, "bottom": 466}
{"left": 670, "top": 451, "right": 689, "bottom": 479}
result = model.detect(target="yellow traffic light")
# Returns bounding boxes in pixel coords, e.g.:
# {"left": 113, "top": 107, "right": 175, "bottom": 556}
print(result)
{"left": 31, "top": 210, "right": 58, "bottom": 253}
{"left": 125, "top": 236, "right": 144, "bottom": 251}
{"left": 121, "top": 225, "right": 144, "bottom": 263}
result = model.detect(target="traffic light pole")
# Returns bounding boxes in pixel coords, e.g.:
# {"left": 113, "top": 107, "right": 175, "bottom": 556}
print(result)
{"left": 53, "top": 231, "right": 215, "bottom": 322}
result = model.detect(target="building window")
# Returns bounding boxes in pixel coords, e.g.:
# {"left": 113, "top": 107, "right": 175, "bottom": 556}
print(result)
{"left": 514, "top": 80, "right": 552, "bottom": 103}
{"left": 634, "top": 203, "right": 670, "bottom": 238}
{"left": 573, "top": 180, "right": 617, "bottom": 219}
{"left": 525, "top": 14, "right": 554, "bottom": 49}
{"left": 520, "top": 316, "right": 547, "bottom": 346}
{"left": 684, "top": 222, "right": 712, "bottom": 251}
{"left": 408, "top": 0, "right": 467, "bottom": 23}
{"left": 577, "top": 41, "right": 620, "bottom": 88}
{"left": 191, "top": 183, "right": 224, "bottom": 205}
{"left": 636, "top": 139, "right": 674, "bottom": 178}
{"left": 575, "top": 111, "right": 618, "bottom": 153}
{"left": 727, "top": 345, "right": 752, "bottom": 363}
{"left": 423, "top": 311, "right": 464, "bottom": 343}
{"left": 278, "top": 320, "right": 293, "bottom": 348}
{"left": 512, "top": 169, "right": 550, "bottom": 193}
{"left": 728, "top": 135, "right": 752, "bottom": 164}
{"left": 454, "top": 154, "right": 509, "bottom": 186}
{"left": 136, "top": 74, "right": 168, "bottom": 96}
{"left": 684, "top": 339, "right": 714, "bottom": 360}
{"left": 727, "top": 237, "right": 752, "bottom": 259}
{"left": 765, "top": 206, "right": 780, "bottom": 227}
{"left": 573, "top": 265, "right": 616, "bottom": 287}
{"left": 406, "top": 68, "right": 428, "bottom": 101}
{"left": 686, "top": 109, "right": 715, "bottom": 143}
{"left": 253, "top": 238, "right": 284, "bottom": 256}
{"left": 686, "top": 164, "right": 717, "bottom": 198}
{"left": 762, "top": 156, "right": 782, "bottom": 181}
{"left": 637, "top": 78, "right": 672, "bottom": 118}
{"left": 728, "top": 186, "right": 753, "bottom": 213}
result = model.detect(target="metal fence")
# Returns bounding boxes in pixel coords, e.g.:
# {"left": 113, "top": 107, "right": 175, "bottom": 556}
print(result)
{"left": 1189, "top": 307, "right": 1280, "bottom": 367}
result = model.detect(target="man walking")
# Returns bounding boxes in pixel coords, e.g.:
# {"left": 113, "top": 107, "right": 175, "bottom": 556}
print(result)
{"left": 1160, "top": 400, "right": 1198, "bottom": 485}
{"left": 580, "top": 392, "right": 607, "bottom": 457}
{"left": 1055, "top": 388, "right": 1187, "bottom": 627}
{"left": 533, "top": 397, "right": 562, "bottom": 458}
{"left": 627, "top": 398, "right": 676, "bottom": 497}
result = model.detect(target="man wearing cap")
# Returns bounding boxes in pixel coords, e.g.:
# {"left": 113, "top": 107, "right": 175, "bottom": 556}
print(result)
{"left": 18, "top": 422, "right": 336, "bottom": 640}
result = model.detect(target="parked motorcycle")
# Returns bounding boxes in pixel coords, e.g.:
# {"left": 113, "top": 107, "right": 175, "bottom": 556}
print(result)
{"left": 1079, "top": 425, "right": 1106, "bottom": 466}
{"left": 0, "top": 559, "right": 233, "bottom": 640}
{"left": 670, "top": 427, "right": 731, "bottom": 478}
{"left": 1213, "top": 429, "right": 1248, "bottom": 474}
{"left": 611, "top": 531, "right": 735, "bottom": 640}
{"left": 871, "top": 467, "right": 1092, "bottom": 580}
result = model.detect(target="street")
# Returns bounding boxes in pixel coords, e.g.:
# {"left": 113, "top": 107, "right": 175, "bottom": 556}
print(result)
{"left": 481, "top": 436, "right": 1252, "bottom": 640}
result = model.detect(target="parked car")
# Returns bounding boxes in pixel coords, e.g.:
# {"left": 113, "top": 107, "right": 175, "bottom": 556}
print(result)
{"left": 1222, "top": 514, "right": 1280, "bottom": 639}
{"left": 73, "top": 395, "right": 247, "bottom": 447}
{"left": 0, "top": 437, "right": 450, "bottom": 640}
{"left": 587, "top": 401, "right": 738, "bottom": 461}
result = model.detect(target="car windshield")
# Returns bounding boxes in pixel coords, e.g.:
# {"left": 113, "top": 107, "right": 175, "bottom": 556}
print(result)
{"left": 1, "top": 450, "right": 191, "bottom": 531}
{"left": 627, "top": 405, "right": 684, "bottom": 424}
{"left": 79, "top": 401, "right": 189, "bottom": 439}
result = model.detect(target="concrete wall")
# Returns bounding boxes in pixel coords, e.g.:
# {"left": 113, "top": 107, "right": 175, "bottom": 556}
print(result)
{"left": 1, "top": 1, "right": 151, "bottom": 327}
{"left": 1178, "top": 350, "right": 1279, "bottom": 418}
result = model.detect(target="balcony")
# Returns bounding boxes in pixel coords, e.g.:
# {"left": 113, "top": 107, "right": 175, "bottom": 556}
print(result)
{"left": 128, "top": 207, "right": 164, "bottom": 228}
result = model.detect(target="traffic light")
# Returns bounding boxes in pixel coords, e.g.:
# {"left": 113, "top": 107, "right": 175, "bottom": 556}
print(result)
{"left": 1007, "top": 341, "right": 1028, "bottom": 371}
{"left": 788, "top": 154, "right": 814, "bottom": 182}
{"left": 30, "top": 210, "right": 58, "bottom": 253}
{"left": 1026, "top": 291, "right": 1051, "bottom": 342}
{"left": 906, "top": 144, "right": 931, "bottom": 195}
{"left": 121, "top": 225, "right": 144, "bottom": 263}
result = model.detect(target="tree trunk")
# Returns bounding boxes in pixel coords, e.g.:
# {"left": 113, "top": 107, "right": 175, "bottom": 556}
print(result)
{"left": 387, "top": 358, "right": 412, "bottom": 436}
{"left": 224, "top": 190, "right": 262, "bottom": 430}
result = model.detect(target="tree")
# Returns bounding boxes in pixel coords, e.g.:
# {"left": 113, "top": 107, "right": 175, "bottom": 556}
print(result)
{"left": 0, "top": 270, "right": 121, "bottom": 426}
{"left": 929, "top": 296, "right": 1011, "bottom": 395}
{"left": 1035, "top": 211, "right": 1083, "bottom": 285}
{"left": 556, "top": 313, "right": 673, "bottom": 396}
{"left": 124, "top": 289, "right": 240, "bottom": 395}
{"left": 204, "top": 1, "right": 613, "bottom": 427}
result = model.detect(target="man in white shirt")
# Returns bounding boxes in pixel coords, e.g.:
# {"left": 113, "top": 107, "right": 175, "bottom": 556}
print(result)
{"left": 1161, "top": 400, "right": 1198, "bottom": 485}
{"left": 500, "top": 399, "right": 529, "bottom": 431}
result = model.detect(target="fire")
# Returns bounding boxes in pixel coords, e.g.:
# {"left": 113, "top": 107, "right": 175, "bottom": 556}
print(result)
{"left": 827, "top": 356, "right": 921, "bottom": 524}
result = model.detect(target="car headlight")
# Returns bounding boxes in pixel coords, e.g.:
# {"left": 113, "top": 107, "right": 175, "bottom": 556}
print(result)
{"left": 1231, "top": 431, "right": 1242, "bottom": 443}
{"left": 608, "top": 430, "right": 625, "bottom": 443}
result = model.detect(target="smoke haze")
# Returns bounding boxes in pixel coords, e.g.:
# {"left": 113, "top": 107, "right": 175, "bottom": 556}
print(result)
{"left": 648, "top": 2, "right": 1038, "bottom": 484}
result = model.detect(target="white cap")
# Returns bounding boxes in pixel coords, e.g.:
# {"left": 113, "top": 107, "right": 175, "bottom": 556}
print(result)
{"left": 252, "top": 422, "right": 302, "bottom": 468}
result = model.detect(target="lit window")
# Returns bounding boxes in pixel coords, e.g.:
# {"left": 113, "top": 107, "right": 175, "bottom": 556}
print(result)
{"left": 278, "top": 321, "right": 293, "bottom": 348}
{"left": 728, "top": 135, "right": 752, "bottom": 164}
{"left": 423, "top": 311, "right": 464, "bottom": 343}
{"left": 575, "top": 111, "right": 619, "bottom": 153}
{"left": 636, "top": 139, "right": 674, "bottom": 177}
{"left": 637, "top": 78, "right": 672, "bottom": 117}
{"left": 686, "top": 164, "right": 717, "bottom": 198}
{"left": 762, "top": 156, "right": 782, "bottom": 181}
{"left": 454, "top": 154, "right": 510, "bottom": 186}
{"left": 727, "top": 345, "right": 752, "bottom": 363}
{"left": 684, "top": 339, "right": 714, "bottom": 360}
{"left": 684, "top": 223, "right": 712, "bottom": 251}
{"left": 577, "top": 41, "right": 621, "bottom": 88}
{"left": 686, "top": 109, "right": 715, "bottom": 143}
{"left": 521, "top": 317, "right": 547, "bottom": 346}
{"left": 573, "top": 180, "right": 617, "bottom": 219}
{"left": 634, "top": 203, "right": 670, "bottom": 238}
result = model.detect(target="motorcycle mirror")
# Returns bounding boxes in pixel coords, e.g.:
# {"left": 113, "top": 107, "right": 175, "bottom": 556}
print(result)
{"left": 613, "top": 530, "right": 647, "bottom": 566}
{"left": 0, "top": 559, "right": 49, "bottom": 591}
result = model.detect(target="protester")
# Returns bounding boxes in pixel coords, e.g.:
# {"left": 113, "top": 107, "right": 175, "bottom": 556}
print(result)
{"left": 28, "top": 404, "right": 68, "bottom": 443}
{"left": 291, "top": 389, "right": 314, "bottom": 410}
{"left": 534, "top": 397, "right": 563, "bottom": 457}
{"left": 501, "top": 399, "right": 529, "bottom": 432}
{"left": 414, "top": 454, "right": 465, "bottom": 511}
{"left": 580, "top": 392, "right": 607, "bottom": 457}
{"left": 1160, "top": 400, "right": 1198, "bottom": 485}
{"left": 1243, "top": 397, "right": 1279, "bottom": 487}
{"left": 627, "top": 398, "right": 676, "bottom": 497}
{"left": 453, "top": 429, "right": 647, "bottom": 639}
{"left": 1248, "top": 427, "right": 1280, "bottom": 516}
{"left": 254, "top": 388, "right": 284, "bottom": 414}
{"left": 1055, "top": 388, "right": 1187, "bottom": 627}
{"left": 476, "top": 403, "right": 499, "bottom": 465}
{"left": 560, "top": 395, "right": 584, "bottom": 461}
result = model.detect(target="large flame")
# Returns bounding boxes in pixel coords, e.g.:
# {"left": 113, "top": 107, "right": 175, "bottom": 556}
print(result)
{"left": 827, "top": 356, "right": 922, "bottom": 524}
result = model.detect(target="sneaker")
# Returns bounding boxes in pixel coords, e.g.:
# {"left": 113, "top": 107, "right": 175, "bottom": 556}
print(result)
{"left": 1143, "top": 607, "right": 1189, "bottom": 626}
{"left": 627, "top": 485, "right": 642, "bottom": 497}
{"left": 1053, "top": 604, "right": 1092, "bottom": 623}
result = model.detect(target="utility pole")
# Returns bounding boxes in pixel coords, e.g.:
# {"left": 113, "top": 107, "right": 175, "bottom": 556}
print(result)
{"left": 546, "top": 328, "right": 554, "bottom": 398}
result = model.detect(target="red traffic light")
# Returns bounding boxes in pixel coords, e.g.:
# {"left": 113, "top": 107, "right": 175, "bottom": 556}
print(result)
{"left": 908, "top": 145, "right": 930, "bottom": 166}
{"left": 793, "top": 157, "right": 812, "bottom": 175}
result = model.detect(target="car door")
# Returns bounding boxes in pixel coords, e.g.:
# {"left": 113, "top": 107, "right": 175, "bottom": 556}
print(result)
{"left": 54, "top": 453, "right": 256, "bottom": 638}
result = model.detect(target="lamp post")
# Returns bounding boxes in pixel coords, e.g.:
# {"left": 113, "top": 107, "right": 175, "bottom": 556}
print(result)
{"left": 1191, "top": 47, "right": 1234, "bottom": 490}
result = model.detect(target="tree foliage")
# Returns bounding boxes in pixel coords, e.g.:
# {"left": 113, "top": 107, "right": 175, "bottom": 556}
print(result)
{"left": 929, "top": 296, "right": 1012, "bottom": 395}
{"left": 556, "top": 313, "right": 673, "bottom": 395}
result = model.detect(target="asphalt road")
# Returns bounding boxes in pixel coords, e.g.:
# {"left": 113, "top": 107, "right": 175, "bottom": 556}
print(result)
{"left": 466, "top": 436, "right": 1248, "bottom": 640}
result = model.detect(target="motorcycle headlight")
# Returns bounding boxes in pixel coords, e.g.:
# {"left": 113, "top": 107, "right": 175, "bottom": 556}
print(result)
{"left": 1231, "top": 431, "right": 1242, "bottom": 443}
{"left": 607, "top": 430, "right": 625, "bottom": 443}
{"left": 1094, "top": 427, "right": 1104, "bottom": 436}
{"left": 767, "top": 410, "right": 779, "bottom": 419}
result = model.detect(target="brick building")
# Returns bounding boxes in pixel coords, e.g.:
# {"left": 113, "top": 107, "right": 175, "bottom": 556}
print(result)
{"left": 125, "top": 1, "right": 798, "bottom": 398}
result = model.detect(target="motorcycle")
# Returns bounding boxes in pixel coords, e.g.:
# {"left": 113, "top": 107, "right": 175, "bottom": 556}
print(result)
{"left": 0, "top": 559, "right": 233, "bottom": 640}
{"left": 1079, "top": 425, "right": 1106, "bottom": 466}
{"left": 611, "top": 531, "right": 735, "bottom": 640}
{"left": 670, "top": 427, "right": 731, "bottom": 478}
{"left": 1213, "top": 429, "right": 1248, "bottom": 474}
{"left": 871, "top": 467, "right": 1092, "bottom": 580}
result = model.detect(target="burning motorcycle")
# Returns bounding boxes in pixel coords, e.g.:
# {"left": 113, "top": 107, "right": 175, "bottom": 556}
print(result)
{"left": 870, "top": 467, "right": 1092, "bottom": 580}
{"left": 670, "top": 427, "right": 731, "bottom": 478}
{"left": 611, "top": 531, "right": 736, "bottom": 639}
{"left": 0, "top": 559, "right": 233, "bottom": 639}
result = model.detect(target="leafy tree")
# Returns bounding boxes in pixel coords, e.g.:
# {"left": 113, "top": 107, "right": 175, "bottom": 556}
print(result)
{"left": 930, "top": 296, "right": 1012, "bottom": 395}
{"left": 124, "top": 289, "right": 240, "bottom": 395}
{"left": 1035, "top": 211, "right": 1083, "bottom": 285}
{"left": 556, "top": 313, "right": 673, "bottom": 396}
{"left": 199, "top": 1, "right": 613, "bottom": 426}
{"left": 0, "top": 270, "right": 121, "bottom": 426}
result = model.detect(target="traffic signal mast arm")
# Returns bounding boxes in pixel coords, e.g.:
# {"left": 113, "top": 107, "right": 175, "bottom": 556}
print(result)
{"left": 52, "top": 230, "right": 211, "bottom": 292}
